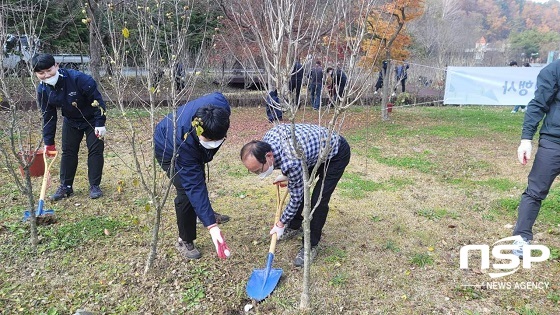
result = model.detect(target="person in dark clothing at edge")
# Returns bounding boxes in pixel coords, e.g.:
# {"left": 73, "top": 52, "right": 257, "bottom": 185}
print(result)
{"left": 308, "top": 60, "right": 323, "bottom": 110}
{"left": 289, "top": 58, "right": 304, "bottom": 106}
{"left": 153, "top": 92, "right": 231, "bottom": 260}
{"left": 394, "top": 62, "right": 409, "bottom": 94}
{"left": 265, "top": 89, "right": 283, "bottom": 123}
{"left": 374, "top": 60, "right": 388, "bottom": 94}
{"left": 326, "top": 65, "right": 347, "bottom": 102}
{"left": 512, "top": 59, "right": 560, "bottom": 258}
{"left": 33, "top": 53, "right": 107, "bottom": 200}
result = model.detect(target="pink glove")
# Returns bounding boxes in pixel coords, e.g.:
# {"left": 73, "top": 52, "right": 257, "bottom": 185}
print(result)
{"left": 44, "top": 144, "right": 56, "bottom": 157}
{"left": 270, "top": 221, "right": 285, "bottom": 240}
{"left": 208, "top": 224, "right": 230, "bottom": 259}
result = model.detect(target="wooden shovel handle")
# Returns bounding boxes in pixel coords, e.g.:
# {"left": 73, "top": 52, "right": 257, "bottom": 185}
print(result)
{"left": 39, "top": 150, "right": 58, "bottom": 201}
{"left": 269, "top": 184, "right": 289, "bottom": 254}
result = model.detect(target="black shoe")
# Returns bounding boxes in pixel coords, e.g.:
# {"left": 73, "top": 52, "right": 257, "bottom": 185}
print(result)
{"left": 51, "top": 185, "right": 74, "bottom": 201}
{"left": 198, "top": 212, "right": 231, "bottom": 224}
{"left": 176, "top": 239, "right": 201, "bottom": 260}
{"left": 278, "top": 227, "right": 303, "bottom": 241}
{"left": 89, "top": 185, "right": 103, "bottom": 199}
{"left": 215, "top": 212, "right": 230, "bottom": 224}
{"left": 294, "top": 245, "right": 318, "bottom": 267}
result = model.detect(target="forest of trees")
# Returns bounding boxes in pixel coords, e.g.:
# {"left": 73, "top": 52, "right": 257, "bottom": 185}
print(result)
{"left": 408, "top": 0, "right": 560, "bottom": 67}
{"left": 3, "top": 0, "right": 560, "bottom": 69}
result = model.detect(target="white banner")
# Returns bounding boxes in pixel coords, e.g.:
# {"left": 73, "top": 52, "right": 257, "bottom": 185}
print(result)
{"left": 444, "top": 66, "right": 542, "bottom": 105}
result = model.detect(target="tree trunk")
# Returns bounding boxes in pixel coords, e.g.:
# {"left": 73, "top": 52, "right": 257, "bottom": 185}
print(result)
{"left": 299, "top": 183, "right": 312, "bottom": 310}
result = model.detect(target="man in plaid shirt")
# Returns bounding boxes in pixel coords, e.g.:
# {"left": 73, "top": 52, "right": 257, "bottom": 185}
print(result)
{"left": 240, "top": 124, "right": 351, "bottom": 266}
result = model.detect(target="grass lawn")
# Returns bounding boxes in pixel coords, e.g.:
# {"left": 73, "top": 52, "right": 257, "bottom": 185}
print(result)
{"left": 1, "top": 104, "right": 559, "bottom": 315}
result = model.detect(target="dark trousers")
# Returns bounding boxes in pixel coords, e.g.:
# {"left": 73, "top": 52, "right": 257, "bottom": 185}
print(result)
{"left": 158, "top": 159, "right": 198, "bottom": 242}
{"left": 309, "top": 84, "right": 322, "bottom": 109}
{"left": 394, "top": 79, "right": 406, "bottom": 93}
{"left": 289, "top": 79, "right": 302, "bottom": 105}
{"left": 60, "top": 122, "right": 104, "bottom": 187}
{"left": 332, "top": 83, "right": 346, "bottom": 102}
{"left": 513, "top": 138, "right": 560, "bottom": 240}
{"left": 287, "top": 137, "right": 351, "bottom": 246}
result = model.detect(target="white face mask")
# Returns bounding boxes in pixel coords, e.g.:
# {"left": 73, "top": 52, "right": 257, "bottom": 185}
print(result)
{"left": 200, "top": 138, "right": 225, "bottom": 150}
{"left": 42, "top": 71, "right": 60, "bottom": 86}
{"left": 258, "top": 162, "right": 274, "bottom": 179}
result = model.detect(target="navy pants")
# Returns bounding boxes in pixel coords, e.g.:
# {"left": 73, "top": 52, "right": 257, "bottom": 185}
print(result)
{"left": 287, "top": 137, "right": 351, "bottom": 246}
{"left": 309, "top": 84, "right": 322, "bottom": 110}
{"left": 514, "top": 138, "right": 560, "bottom": 240}
{"left": 60, "top": 121, "right": 104, "bottom": 187}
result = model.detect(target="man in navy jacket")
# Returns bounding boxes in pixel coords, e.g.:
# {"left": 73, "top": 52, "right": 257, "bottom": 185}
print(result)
{"left": 154, "top": 92, "right": 231, "bottom": 260}
{"left": 514, "top": 59, "right": 560, "bottom": 257}
{"left": 33, "top": 53, "right": 107, "bottom": 200}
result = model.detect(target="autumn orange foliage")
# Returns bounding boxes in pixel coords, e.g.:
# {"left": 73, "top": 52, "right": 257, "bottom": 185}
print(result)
{"left": 361, "top": 0, "right": 424, "bottom": 68}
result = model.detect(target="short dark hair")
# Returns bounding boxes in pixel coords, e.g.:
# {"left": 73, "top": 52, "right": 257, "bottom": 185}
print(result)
{"left": 326, "top": 67, "right": 333, "bottom": 73}
{"left": 194, "top": 105, "right": 230, "bottom": 140}
{"left": 31, "top": 53, "right": 56, "bottom": 72}
{"left": 240, "top": 140, "right": 271, "bottom": 164}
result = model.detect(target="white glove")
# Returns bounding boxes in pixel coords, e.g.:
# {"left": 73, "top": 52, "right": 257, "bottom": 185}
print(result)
{"left": 517, "top": 139, "right": 532, "bottom": 165}
{"left": 208, "top": 225, "right": 230, "bottom": 259}
{"left": 95, "top": 126, "right": 106, "bottom": 139}
{"left": 273, "top": 174, "right": 289, "bottom": 187}
{"left": 270, "top": 221, "right": 285, "bottom": 240}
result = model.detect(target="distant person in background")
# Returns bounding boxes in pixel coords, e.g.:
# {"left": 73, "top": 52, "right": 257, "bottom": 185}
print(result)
{"left": 265, "top": 89, "right": 283, "bottom": 123}
{"left": 175, "top": 62, "right": 185, "bottom": 91}
{"left": 374, "top": 61, "right": 388, "bottom": 95}
{"left": 510, "top": 60, "right": 527, "bottom": 113}
{"left": 308, "top": 60, "right": 323, "bottom": 110}
{"left": 289, "top": 58, "right": 304, "bottom": 106}
{"left": 331, "top": 65, "right": 347, "bottom": 102}
{"left": 325, "top": 67, "right": 334, "bottom": 100}
{"left": 393, "top": 63, "right": 409, "bottom": 95}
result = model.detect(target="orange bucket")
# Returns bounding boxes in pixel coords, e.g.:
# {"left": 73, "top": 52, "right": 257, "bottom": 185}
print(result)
{"left": 19, "top": 150, "right": 45, "bottom": 177}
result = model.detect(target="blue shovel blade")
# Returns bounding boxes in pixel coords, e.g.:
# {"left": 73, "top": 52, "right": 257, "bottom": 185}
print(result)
{"left": 22, "top": 199, "right": 54, "bottom": 221}
{"left": 246, "top": 253, "right": 283, "bottom": 301}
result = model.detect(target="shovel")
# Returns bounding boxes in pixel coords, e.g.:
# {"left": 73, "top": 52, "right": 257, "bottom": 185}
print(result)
{"left": 23, "top": 149, "right": 58, "bottom": 222}
{"left": 246, "top": 181, "right": 289, "bottom": 301}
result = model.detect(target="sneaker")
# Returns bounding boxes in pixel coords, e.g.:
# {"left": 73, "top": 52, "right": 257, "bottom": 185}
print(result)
{"left": 521, "top": 108, "right": 526, "bottom": 113}
{"left": 511, "top": 110, "right": 517, "bottom": 113}
{"left": 294, "top": 245, "right": 318, "bottom": 267}
{"left": 215, "top": 212, "right": 230, "bottom": 224}
{"left": 512, "top": 237, "right": 530, "bottom": 258}
{"left": 197, "top": 212, "right": 231, "bottom": 224}
{"left": 373, "top": 91, "right": 378, "bottom": 95}
{"left": 278, "top": 227, "right": 303, "bottom": 242}
{"left": 51, "top": 185, "right": 74, "bottom": 201}
{"left": 89, "top": 185, "right": 103, "bottom": 199}
{"left": 175, "top": 239, "right": 202, "bottom": 260}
